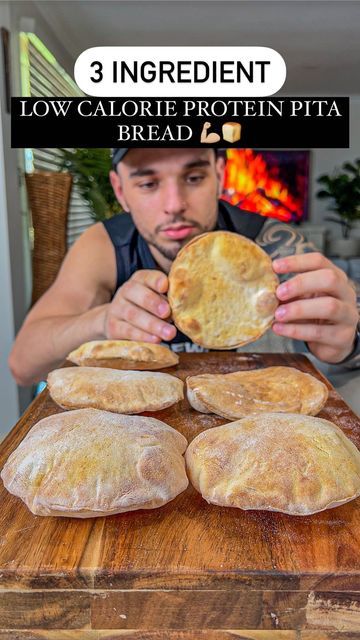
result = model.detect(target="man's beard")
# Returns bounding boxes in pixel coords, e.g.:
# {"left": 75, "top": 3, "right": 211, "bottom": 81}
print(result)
{"left": 144, "top": 218, "right": 215, "bottom": 261}
{"left": 146, "top": 237, "right": 187, "bottom": 261}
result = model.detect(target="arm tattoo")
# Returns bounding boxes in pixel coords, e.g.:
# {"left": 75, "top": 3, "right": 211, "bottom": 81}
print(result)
{"left": 256, "top": 218, "right": 318, "bottom": 261}
{"left": 256, "top": 218, "right": 360, "bottom": 369}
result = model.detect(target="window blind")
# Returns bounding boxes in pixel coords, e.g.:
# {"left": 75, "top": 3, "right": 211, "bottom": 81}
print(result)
{"left": 21, "top": 33, "right": 95, "bottom": 246}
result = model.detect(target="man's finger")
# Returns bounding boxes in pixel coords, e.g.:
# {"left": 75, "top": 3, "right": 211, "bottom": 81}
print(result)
{"left": 273, "top": 252, "right": 340, "bottom": 275}
{"left": 120, "top": 301, "right": 177, "bottom": 341}
{"left": 272, "top": 321, "right": 353, "bottom": 346}
{"left": 276, "top": 269, "right": 347, "bottom": 302}
{"left": 120, "top": 281, "right": 170, "bottom": 319}
{"left": 132, "top": 269, "right": 169, "bottom": 293}
{"left": 107, "top": 317, "right": 162, "bottom": 344}
{"left": 274, "top": 297, "right": 355, "bottom": 325}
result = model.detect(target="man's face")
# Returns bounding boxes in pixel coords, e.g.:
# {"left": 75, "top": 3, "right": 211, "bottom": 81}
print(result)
{"left": 109, "top": 148, "right": 225, "bottom": 266}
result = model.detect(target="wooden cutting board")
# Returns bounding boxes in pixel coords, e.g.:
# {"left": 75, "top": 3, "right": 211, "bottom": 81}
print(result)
{"left": 0, "top": 352, "right": 359, "bottom": 638}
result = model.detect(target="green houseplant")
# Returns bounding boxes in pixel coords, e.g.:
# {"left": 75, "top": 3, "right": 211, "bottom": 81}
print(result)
{"left": 316, "top": 158, "right": 360, "bottom": 257}
{"left": 59, "top": 148, "right": 119, "bottom": 221}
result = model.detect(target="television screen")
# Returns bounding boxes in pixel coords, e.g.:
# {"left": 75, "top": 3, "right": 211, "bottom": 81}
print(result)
{"left": 221, "top": 149, "right": 310, "bottom": 223}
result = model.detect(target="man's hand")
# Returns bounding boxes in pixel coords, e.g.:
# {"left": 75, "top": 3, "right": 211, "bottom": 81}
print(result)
{"left": 104, "top": 269, "right": 177, "bottom": 343}
{"left": 272, "top": 252, "right": 358, "bottom": 364}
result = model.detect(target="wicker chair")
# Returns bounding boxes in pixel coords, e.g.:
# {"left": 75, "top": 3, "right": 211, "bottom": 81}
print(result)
{"left": 25, "top": 172, "right": 72, "bottom": 306}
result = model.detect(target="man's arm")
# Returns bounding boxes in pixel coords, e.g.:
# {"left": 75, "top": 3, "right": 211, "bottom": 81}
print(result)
{"left": 256, "top": 219, "right": 359, "bottom": 367}
{"left": 8, "top": 223, "right": 116, "bottom": 386}
{"left": 273, "top": 252, "right": 359, "bottom": 365}
{"left": 256, "top": 217, "right": 318, "bottom": 263}
{"left": 9, "top": 222, "right": 177, "bottom": 386}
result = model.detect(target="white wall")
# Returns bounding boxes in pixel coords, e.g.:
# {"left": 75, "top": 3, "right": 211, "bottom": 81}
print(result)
{"left": 0, "top": 0, "right": 75, "bottom": 437}
{"left": 0, "top": 101, "right": 20, "bottom": 438}
{"left": 0, "top": 1, "right": 25, "bottom": 437}
{"left": 9, "top": 1, "right": 74, "bottom": 76}
{"left": 310, "top": 96, "right": 360, "bottom": 235}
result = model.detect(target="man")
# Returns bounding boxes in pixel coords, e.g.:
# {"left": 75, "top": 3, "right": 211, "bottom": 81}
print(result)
{"left": 9, "top": 147, "right": 359, "bottom": 386}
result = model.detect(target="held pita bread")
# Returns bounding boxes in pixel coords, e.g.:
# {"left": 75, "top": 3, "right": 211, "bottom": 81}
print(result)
{"left": 67, "top": 340, "right": 179, "bottom": 370}
{"left": 1, "top": 409, "right": 188, "bottom": 517}
{"left": 47, "top": 367, "right": 184, "bottom": 413}
{"left": 168, "top": 230, "right": 279, "bottom": 349}
{"left": 187, "top": 366, "right": 328, "bottom": 419}
{"left": 185, "top": 413, "right": 360, "bottom": 515}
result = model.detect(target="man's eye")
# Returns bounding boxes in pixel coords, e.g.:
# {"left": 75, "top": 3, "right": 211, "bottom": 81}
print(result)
{"left": 186, "top": 174, "right": 205, "bottom": 184}
{"left": 138, "top": 181, "right": 157, "bottom": 190}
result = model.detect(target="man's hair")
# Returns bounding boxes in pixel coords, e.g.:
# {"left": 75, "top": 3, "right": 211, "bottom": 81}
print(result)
{"left": 111, "top": 148, "right": 129, "bottom": 169}
{"left": 111, "top": 148, "right": 222, "bottom": 171}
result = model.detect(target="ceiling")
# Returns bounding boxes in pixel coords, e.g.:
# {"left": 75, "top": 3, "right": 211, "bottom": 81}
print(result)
{"left": 33, "top": 0, "right": 360, "bottom": 95}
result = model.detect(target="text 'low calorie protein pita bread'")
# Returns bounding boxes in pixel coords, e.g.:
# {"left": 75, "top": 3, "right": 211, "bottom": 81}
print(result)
{"left": 168, "top": 230, "right": 279, "bottom": 349}
{"left": 47, "top": 367, "right": 184, "bottom": 413}
{"left": 186, "top": 413, "right": 360, "bottom": 516}
{"left": 187, "top": 366, "right": 328, "bottom": 419}
{"left": 1, "top": 409, "right": 188, "bottom": 517}
{"left": 68, "top": 339, "right": 179, "bottom": 370}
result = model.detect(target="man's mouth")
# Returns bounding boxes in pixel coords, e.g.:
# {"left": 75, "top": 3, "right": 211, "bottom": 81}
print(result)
{"left": 161, "top": 225, "right": 197, "bottom": 240}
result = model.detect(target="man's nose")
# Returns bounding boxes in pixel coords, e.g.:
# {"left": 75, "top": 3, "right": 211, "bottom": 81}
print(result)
{"left": 162, "top": 183, "right": 187, "bottom": 216}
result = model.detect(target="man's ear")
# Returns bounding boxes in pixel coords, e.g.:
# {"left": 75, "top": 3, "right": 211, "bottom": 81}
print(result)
{"left": 109, "top": 169, "right": 130, "bottom": 212}
{"left": 215, "top": 155, "right": 226, "bottom": 197}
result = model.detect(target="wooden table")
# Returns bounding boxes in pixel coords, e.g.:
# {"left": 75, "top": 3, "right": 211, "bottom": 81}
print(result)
{"left": 0, "top": 353, "right": 359, "bottom": 639}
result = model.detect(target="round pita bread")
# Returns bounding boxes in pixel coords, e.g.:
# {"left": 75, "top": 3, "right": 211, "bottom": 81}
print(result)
{"left": 47, "top": 367, "right": 183, "bottom": 413}
{"left": 1, "top": 409, "right": 188, "bottom": 517}
{"left": 187, "top": 366, "right": 328, "bottom": 419}
{"left": 67, "top": 340, "right": 179, "bottom": 370}
{"left": 168, "top": 231, "right": 279, "bottom": 349}
{"left": 186, "top": 413, "right": 360, "bottom": 515}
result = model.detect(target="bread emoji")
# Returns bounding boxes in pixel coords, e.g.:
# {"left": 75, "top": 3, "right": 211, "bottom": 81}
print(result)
{"left": 222, "top": 122, "right": 241, "bottom": 143}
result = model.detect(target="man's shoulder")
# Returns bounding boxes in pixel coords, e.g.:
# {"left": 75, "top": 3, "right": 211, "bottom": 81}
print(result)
{"left": 102, "top": 212, "right": 135, "bottom": 246}
{"left": 77, "top": 220, "right": 115, "bottom": 249}
{"left": 256, "top": 217, "right": 318, "bottom": 259}
{"left": 218, "top": 200, "right": 266, "bottom": 240}
{"left": 69, "top": 221, "right": 117, "bottom": 290}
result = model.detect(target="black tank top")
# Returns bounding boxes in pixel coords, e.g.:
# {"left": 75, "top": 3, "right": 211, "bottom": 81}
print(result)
{"left": 103, "top": 200, "right": 265, "bottom": 351}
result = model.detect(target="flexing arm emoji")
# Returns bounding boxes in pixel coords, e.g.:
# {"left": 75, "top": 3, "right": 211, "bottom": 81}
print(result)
{"left": 200, "top": 122, "right": 221, "bottom": 143}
